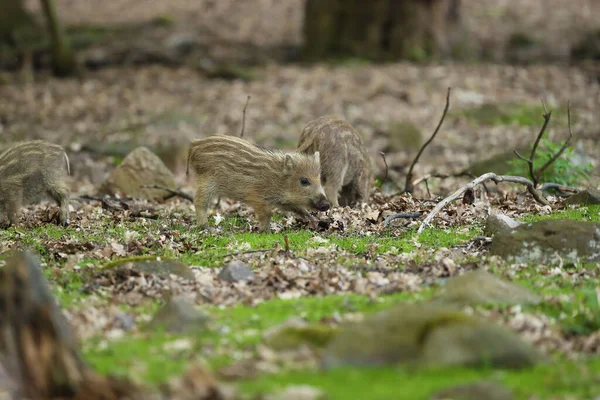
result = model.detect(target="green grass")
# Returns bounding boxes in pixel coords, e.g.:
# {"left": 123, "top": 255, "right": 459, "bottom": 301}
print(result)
{"left": 4, "top": 205, "right": 600, "bottom": 399}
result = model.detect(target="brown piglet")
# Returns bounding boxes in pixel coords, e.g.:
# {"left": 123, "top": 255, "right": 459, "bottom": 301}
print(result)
{"left": 298, "top": 116, "right": 373, "bottom": 207}
{"left": 186, "top": 135, "right": 330, "bottom": 232}
{"left": 0, "top": 140, "right": 71, "bottom": 227}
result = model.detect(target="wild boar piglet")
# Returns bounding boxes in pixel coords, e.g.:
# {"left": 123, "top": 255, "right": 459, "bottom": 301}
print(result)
{"left": 0, "top": 140, "right": 71, "bottom": 227}
{"left": 298, "top": 116, "right": 373, "bottom": 207}
{"left": 186, "top": 135, "right": 330, "bottom": 232}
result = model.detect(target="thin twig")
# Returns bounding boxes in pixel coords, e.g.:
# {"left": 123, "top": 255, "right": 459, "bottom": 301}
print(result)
{"left": 521, "top": 98, "right": 552, "bottom": 186}
{"left": 383, "top": 212, "right": 423, "bottom": 227}
{"left": 417, "top": 173, "right": 550, "bottom": 234}
{"left": 513, "top": 151, "right": 532, "bottom": 164}
{"left": 405, "top": 87, "right": 451, "bottom": 193}
{"left": 139, "top": 184, "right": 193, "bottom": 202}
{"left": 240, "top": 95, "right": 251, "bottom": 138}
{"left": 284, "top": 234, "right": 290, "bottom": 255}
{"left": 379, "top": 151, "right": 389, "bottom": 187}
{"left": 218, "top": 249, "right": 273, "bottom": 259}
{"left": 534, "top": 101, "right": 573, "bottom": 182}
{"left": 424, "top": 179, "right": 431, "bottom": 198}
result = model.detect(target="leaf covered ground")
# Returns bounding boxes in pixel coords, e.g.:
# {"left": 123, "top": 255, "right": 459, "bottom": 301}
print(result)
{"left": 2, "top": 1, "right": 600, "bottom": 399}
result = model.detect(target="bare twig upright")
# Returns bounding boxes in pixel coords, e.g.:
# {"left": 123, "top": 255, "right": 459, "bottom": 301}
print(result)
{"left": 405, "top": 87, "right": 451, "bottom": 194}
{"left": 514, "top": 100, "right": 575, "bottom": 187}
{"left": 239, "top": 95, "right": 251, "bottom": 138}
{"left": 379, "top": 151, "right": 389, "bottom": 188}
{"left": 534, "top": 102, "right": 573, "bottom": 182}
{"left": 514, "top": 99, "right": 552, "bottom": 186}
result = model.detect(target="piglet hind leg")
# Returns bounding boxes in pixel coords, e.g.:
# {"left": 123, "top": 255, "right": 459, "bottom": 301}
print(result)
{"left": 193, "top": 177, "right": 215, "bottom": 229}
{"left": 6, "top": 191, "right": 23, "bottom": 228}
{"left": 47, "top": 184, "right": 70, "bottom": 226}
{"left": 251, "top": 203, "right": 273, "bottom": 232}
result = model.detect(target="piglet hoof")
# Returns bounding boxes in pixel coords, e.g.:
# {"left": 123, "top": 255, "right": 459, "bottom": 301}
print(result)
{"left": 61, "top": 219, "right": 70, "bottom": 227}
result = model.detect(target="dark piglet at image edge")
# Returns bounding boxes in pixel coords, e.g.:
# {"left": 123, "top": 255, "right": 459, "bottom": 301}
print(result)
{"left": 186, "top": 134, "right": 330, "bottom": 232}
{"left": 0, "top": 140, "right": 71, "bottom": 227}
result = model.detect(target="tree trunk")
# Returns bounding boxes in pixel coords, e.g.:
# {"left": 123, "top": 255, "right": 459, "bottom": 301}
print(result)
{"left": 39, "top": 0, "right": 76, "bottom": 76}
{"left": 303, "top": 0, "right": 462, "bottom": 61}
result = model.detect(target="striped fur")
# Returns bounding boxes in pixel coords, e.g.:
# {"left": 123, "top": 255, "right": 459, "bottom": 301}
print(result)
{"left": 187, "top": 134, "right": 329, "bottom": 231}
{"left": 298, "top": 116, "right": 373, "bottom": 207}
{"left": 0, "top": 140, "right": 71, "bottom": 226}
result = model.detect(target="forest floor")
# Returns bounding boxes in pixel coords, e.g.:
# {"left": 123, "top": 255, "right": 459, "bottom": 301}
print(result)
{"left": 1, "top": 1, "right": 600, "bottom": 399}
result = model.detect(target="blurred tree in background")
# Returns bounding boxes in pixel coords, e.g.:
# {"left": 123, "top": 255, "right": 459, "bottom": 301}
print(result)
{"left": 0, "top": 0, "right": 75, "bottom": 77}
{"left": 303, "top": 0, "right": 462, "bottom": 61}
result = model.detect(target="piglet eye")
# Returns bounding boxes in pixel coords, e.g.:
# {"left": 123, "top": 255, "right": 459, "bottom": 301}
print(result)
{"left": 300, "top": 177, "right": 310, "bottom": 186}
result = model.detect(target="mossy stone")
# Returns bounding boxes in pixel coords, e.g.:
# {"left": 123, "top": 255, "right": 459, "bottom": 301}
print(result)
{"left": 264, "top": 323, "right": 339, "bottom": 351}
{"left": 433, "top": 269, "right": 540, "bottom": 307}
{"left": 322, "top": 303, "right": 542, "bottom": 370}
{"left": 565, "top": 189, "right": 600, "bottom": 206}
{"left": 490, "top": 219, "right": 600, "bottom": 264}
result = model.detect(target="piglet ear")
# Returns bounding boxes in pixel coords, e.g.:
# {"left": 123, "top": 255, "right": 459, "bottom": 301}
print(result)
{"left": 314, "top": 151, "right": 320, "bottom": 164}
{"left": 284, "top": 154, "right": 296, "bottom": 175}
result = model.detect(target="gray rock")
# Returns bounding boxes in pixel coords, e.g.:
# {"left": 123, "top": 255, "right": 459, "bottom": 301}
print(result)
{"left": 147, "top": 296, "right": 209, "bottom": 334}
{"left": 430, "top": 381, "right": 514, "bottom": 400}
{"left": 321, "top": 303, "right": 542, "bottom": 370}
{"left": 218, "top": 261, "right": 254, "bottom": 282}
{"left": 99, "top": 146, "right": 176, "bottom": 199}
{"left": 490, "top": 219, "right": 600, "bottom": 264}
{"left": 108, "top": 257, "right": 195, "bottom": 280}
{"left": 433, "top": 269, "right": 540, "bottom": 306}
{"left": 565, "top": 189, "right": 600, "bottom": 206}
{"left": 483, "top": 213, "right": 522, "bottom": 236}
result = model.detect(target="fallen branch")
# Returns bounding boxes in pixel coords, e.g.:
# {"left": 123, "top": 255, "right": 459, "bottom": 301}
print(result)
{"left": 405, "top": 87, "right": 451, "bottom": 194}
{"left": 383, "top": 212, "right": 424, "bottom": 227}
{"left": 139, "top": 184, "right": 193, "bottom": 202}
{"left": 239, "top": 95, "right": 251, "bottom": 138}
{"left": 417, "top": 173, "right": 550, "bottom": 234}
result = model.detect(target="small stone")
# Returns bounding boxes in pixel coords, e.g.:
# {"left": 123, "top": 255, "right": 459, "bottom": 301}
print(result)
{"left": 565, "top": 189, "right": 600, "bottom": 206}
{"left": 218, "top": 261, "right": 254, "bottom": 282}
{"left": 99, "top": 146, "right": 177, "bottom": 199}
{"left": 483, "top": 213, "right": 522, "bottom": 236}
{"left": 430, "top": 380, "right": 514, "bottom": 400}
{"left": 148, "top": 297, "right": 209, "bottom": 334}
